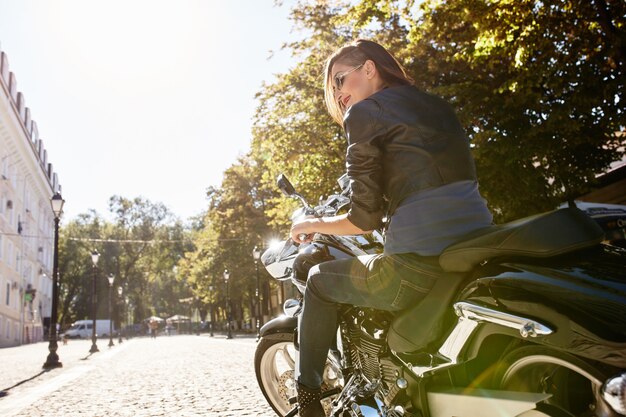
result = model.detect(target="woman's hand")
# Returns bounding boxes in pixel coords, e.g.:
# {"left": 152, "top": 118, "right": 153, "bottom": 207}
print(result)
{"left": 290, "top": 214, "right": 369, "bottom": 244}
{"left": 290, "top": 218, "right": 318, "bottom": 244}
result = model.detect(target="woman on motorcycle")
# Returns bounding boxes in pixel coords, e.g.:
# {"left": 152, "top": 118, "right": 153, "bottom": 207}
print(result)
{"left": 290, "top": 39, "right": 493, "bottom": 416}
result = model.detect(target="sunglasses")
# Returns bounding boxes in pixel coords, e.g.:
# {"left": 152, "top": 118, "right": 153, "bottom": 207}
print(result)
{"left": 333, "top": 63, "right": 364, "bottom": 92}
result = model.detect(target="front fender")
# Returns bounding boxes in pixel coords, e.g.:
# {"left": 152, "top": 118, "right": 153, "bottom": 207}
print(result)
{"left": 260, "top": 315, "right": 297, "bottom": 339}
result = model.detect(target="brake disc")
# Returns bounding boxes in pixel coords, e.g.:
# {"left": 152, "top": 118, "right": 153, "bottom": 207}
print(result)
{"left": 278, "top": 370, "right": 296, "bottom": 404}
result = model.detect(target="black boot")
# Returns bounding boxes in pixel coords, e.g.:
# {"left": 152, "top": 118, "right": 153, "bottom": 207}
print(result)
{"left": 297, "top": 382, "right": 325, "bottom": 417}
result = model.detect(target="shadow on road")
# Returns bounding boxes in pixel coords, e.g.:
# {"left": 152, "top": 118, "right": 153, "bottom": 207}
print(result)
{"left": 0, "top": 370, "right": 49, "bottom": 398}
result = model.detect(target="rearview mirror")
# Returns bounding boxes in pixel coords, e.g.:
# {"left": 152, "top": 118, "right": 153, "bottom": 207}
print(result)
{"left": 277, "top": 174, "right": 297, "bottom": 197}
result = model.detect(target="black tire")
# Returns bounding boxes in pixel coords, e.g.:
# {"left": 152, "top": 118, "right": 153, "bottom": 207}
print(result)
{"left": 255, "top": 332, "right": 297, "bottom": 417}
{"left": 493, "top": 345, "right": 612, "bottom": 416}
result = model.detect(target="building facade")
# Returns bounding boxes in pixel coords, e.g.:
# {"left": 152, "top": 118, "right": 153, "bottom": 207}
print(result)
{"left": 0, "top": 44, "right": 61, "bottom": 348}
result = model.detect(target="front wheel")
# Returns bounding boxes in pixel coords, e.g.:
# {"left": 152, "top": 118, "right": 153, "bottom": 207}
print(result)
{"left": 254, "top": 332, "right": 341, "bottom": 417}
{"left": 496, "top": 346, "right": 611, "bottom": 417}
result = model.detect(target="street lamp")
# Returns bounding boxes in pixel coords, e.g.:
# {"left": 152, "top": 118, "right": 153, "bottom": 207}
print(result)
{"left": 89, "top": 250, "right": 100, "bottom": 354}
{"left": 252, "top": 246, "right": 262, "bottom": 340}
{"left": 208, "top": 284, "right": 214, "bottom": 337}
{"left": 43, "top": 192, "right": 64, "bottom": 369}
{"left": 194, "top": 297, "right": 200, "bottom": 336}
{"left": 124, "top": 296, "right": 130, "bottom": 339}
{"left": 117, "top": 286, "right": 123, "bottom": 344}
{"left": 224, "top": 269, "right": 232, "bottom": 339}
{"left": 107, "top": 274, "right": 115, "bottom": 347}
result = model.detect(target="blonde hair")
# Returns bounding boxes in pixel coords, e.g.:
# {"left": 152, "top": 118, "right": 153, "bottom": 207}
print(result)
{"left": 324, "top": 39, "right": 414, "bottom": 125}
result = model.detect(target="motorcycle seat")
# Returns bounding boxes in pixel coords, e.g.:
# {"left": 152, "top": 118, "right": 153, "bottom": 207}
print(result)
{"left": 387, "top": 206, "right": 604, "bottom": 353}
{"left": 439, "top": 206, "right": 604, "bottom": 273}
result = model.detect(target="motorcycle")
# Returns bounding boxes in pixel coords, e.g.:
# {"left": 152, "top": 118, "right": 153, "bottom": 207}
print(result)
{"left": 254, "top": 173, "right": 626, "bottom": 417}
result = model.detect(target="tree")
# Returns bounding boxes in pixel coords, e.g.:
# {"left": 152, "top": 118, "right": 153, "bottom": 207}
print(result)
{"left": 178, "top": 157, "right": 273, "bottom": 328}
{"left": 59, "top": 196, "right": 192, "bottom": 327}
{"left": 256, "top": 0, "right": 625, "bottom": 221}
{"left": 58, "top": 210, "right": 104, "bottom": 326}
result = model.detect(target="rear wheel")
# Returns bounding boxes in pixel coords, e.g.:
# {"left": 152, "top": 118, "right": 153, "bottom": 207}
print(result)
{"left": 496, "top": 346, "right": 608, "bottom": 417}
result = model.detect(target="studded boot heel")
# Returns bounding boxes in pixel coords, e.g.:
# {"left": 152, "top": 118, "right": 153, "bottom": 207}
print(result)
{"left": 296, "top": 382, "right": 325, "bottom": 417}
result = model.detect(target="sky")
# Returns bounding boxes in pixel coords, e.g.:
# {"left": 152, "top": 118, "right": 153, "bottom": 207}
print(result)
{"left": 0, "top": 0, "right": 301, "bottom": 222}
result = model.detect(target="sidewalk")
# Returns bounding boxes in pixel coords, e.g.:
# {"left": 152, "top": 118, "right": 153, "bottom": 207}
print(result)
{"left": 0, "top": 334, "right": 275, "bottom": 416}
{"left": 0, "top": 338, "right": 105, "bottom": 392}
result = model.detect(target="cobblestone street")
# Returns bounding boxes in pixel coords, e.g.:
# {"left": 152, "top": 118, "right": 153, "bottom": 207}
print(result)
{"left": 0, "top": 334, "right": 276, "bottom": 416}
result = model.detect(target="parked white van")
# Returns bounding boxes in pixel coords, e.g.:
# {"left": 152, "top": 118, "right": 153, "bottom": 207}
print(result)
{"left": 62, "top": 320, "right": 116, "bottom": 339}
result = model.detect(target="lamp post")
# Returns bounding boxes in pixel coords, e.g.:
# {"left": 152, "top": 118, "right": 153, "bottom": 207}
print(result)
{"left": 189, "top": 298, "right": 193, "bottom": 335}
{"left": 89, "top": 250, "right": 100, "bottom": 354}
{"left": 208, "top": 284, "right": 214, "bottom": 337}
{"left": 107, "top": 274, "right": 115, "bottom": 347}
{"left": 43, "top": 193, "right": 64, "bottom": 369}
{"left": 194, "top": 297, "right": 200, "bottom": 336}
{"left": 124, "top": 296, "right": 130, "bottom": 339}
{"left": 117, "top": 286, "right": 123, "bottom": 344}
{"left": 252, "top": 246, "right": 262, "bottom": 340}
{"left": 224, "top": 269, "right": 232, "bottom": 339}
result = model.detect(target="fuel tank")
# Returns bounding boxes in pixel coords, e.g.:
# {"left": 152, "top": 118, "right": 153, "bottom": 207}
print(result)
{"left": 458, "top": 244, "right": 626, "bottom": 367}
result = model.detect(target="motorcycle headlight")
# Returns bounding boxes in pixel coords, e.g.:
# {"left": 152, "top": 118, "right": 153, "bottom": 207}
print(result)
{"left": 261, "top": 240, "right": 298, "bottom": 279}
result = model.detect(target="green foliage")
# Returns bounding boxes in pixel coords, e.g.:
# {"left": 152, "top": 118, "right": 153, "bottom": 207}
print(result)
{"left": 176, "top": 157, "right": 274, "bottom": 322}
{"left": 58, "top": 197, "right": 193, "bottom": 326}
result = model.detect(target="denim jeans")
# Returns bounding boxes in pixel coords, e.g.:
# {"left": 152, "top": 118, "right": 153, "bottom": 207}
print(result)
{"left": 295, "top": 252, "right": 442, "bottom": 389}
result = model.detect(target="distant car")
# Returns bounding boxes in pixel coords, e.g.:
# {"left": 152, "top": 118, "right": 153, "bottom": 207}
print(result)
{"left": 61, "top": 320, "right": 115, "bottom": 339}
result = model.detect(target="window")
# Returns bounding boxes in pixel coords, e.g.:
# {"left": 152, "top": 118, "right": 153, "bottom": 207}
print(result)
{"left": 7, "top": 241, "right": 13, "bottom": 269}
{"left": 6, "top": 282, "right": 10, "bottom": 306}
{"left": 6, "top": 319, "right": 10, "bottom": 339}
{"left": 8, "top": 200, "right": 14, "bottom": 226}
{"left": 1, "top": 155, "right": 8, "bottom": 180}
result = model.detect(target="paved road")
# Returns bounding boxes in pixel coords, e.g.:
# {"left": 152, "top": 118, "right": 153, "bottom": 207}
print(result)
{"left": 0, "top": 334, "right": 276, "bottom": 416}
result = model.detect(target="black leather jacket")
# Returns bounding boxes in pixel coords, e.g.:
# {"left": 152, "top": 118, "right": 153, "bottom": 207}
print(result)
{"left": 343, "top": 85, "right": 478, "bottom": 231}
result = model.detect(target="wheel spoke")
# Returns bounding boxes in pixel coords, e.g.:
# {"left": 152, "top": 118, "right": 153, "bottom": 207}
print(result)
{"left": 280, "top": 345, "right": 296, "bottom": 369}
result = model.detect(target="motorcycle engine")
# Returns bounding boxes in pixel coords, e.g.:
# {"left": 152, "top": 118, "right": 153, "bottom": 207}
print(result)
{"left": 343, "top": 308, "right": 405, "bottom": 409}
